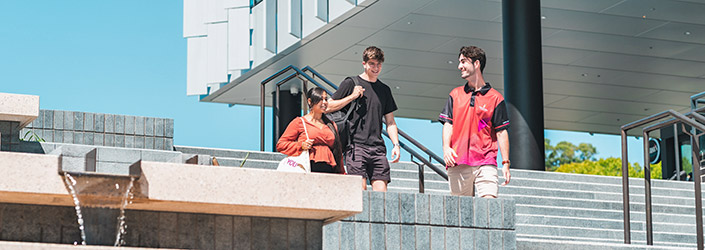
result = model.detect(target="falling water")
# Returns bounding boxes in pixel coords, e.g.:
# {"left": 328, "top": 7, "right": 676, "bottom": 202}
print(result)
{"left": 113, "top": 177, "right": 135, "bottom": 247}
{"left": 63, "top": 173, "right": 87, "bottom": 246}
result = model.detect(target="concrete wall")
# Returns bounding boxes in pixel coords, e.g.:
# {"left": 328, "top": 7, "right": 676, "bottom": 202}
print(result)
{"left": 0, "top": 203, "right": 323, "bottom": 249}
{"left": 0, "top": 193, "right": 516, "bottom": 250}
{"left": 324, "top": 191, "right": 517, "bottom": 250}
{"left": 20, "top": 110, "right": 174, "bottom": 151}
{"left": 0, "top": 121, "right": 20, "bottom": 151}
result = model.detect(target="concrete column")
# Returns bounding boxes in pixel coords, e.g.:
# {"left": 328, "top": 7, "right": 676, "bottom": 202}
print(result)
{"left": 275, "top": 90, "right": 302, "bottom": 150}
{"left": 502, "top": 0, "right": 545, "bottom": 171}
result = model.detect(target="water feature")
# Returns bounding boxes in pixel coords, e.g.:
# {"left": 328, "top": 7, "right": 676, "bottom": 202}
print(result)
{"left": 63, "top": 173, "right": 87, "bottom": 245}
{"left": 61, "top": 172, "right": 137, "bottom": 246}
{"left": 113, "top": 177, "right": 135, "bottom": 247}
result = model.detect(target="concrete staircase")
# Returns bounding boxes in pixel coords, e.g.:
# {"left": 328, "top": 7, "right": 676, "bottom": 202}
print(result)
{"left": 174, "top": 145, "right": 704, "bottom": 249}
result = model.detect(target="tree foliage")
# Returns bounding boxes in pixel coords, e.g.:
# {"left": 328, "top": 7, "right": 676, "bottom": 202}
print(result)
{"left": 554, "top": 157, "right": 662, "bottom": 179}
{"left": 545, "top": 138, "right": 661, "bottom": 179}
{"left": 545, "top": 139, "right": 597, "bottom": 170}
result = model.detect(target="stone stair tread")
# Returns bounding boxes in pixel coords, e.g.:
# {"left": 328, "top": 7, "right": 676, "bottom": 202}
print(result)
{"left": 517, "top": 236, "right": 697, "bottom": 249}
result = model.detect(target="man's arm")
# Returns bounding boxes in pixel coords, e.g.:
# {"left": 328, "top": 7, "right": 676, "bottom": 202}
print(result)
{"left": 384, "top": 112, "right": 400, "bottom": 163}
{"left": 497, "top": 129, "right": 510, "bottom": 185}
{"left": 326, "top": 86, "right": 364, "bottom": 113}
{"left": 442, "top": 122, "right": 457, "bottom": 167}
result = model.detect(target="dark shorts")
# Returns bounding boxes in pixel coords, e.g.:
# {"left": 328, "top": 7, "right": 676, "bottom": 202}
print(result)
{"left": 310, "top": 161, "right": 337, "bottom": 174}
{"left": 344, "top": 144, "right": 391, "bottom": 182}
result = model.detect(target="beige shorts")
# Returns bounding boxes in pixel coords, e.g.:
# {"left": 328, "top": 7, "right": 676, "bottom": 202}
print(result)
{"left": 447, "top": 164, "right": 498, "bottom": 197}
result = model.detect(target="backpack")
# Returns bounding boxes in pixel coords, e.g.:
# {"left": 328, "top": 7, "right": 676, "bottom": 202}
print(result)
{"left": 326, "top": 76, "right": 361, "bottom": 149}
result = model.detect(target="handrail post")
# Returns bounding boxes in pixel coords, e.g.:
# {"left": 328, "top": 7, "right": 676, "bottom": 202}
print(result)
{"left": 273, "top": 85, "right": 280, "bottom": 151}
{"left": 620, "top": 129, "right": 631, "bottom": 244}
{"left": 675, "top": 124, "right": 681, "bottom": 180}
{"left": 691, "top": 91, "right": 704, "bottom": 250}
{"left": 260, "top": 84, "right": 265, "bottom": 151}
{"left": 642, "top": 131, "right": 653, "bottom": 245}
{"left": 682, "top": 125, "right": 704, "bottom": 250}
{"left": 692, "top": 140, "right": 704, "bottom": 250}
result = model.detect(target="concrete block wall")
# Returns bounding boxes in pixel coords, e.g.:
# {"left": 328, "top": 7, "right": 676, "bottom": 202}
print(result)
{"left": 323, "top": 191, "right": 516, "bottom": 250}
{"left": 20, "top": 110, "right": 174, "bottom": 151}
{"left": 0, "top": 121, "right": 20, "bottom": 151}
{"left": 0, "top": 202, "right": 323, "bottom": 249}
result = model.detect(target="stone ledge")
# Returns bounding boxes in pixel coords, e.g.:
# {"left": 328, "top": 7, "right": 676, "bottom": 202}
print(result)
{"left": 0, "top": 151, "right": 362, "bottom": 224}
{"left": 0, "top": 93, "right": 39, "bottom": 128}
{"left": 131, "top": 161, "right": 362, "bottom": 223}
{"left": 0, "top": 241, "right": 183, "bottom": 250}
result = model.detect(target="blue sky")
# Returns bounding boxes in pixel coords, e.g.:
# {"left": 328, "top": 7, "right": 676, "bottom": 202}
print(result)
{"left": 0, "top": 1, "right": 645, "bottom": 165}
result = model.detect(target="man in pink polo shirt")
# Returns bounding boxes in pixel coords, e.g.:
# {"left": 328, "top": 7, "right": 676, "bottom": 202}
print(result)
{"left": 439, "top": 46, "right": 511, "bottom": 198}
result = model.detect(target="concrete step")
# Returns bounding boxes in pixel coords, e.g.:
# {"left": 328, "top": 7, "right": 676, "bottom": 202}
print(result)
{"left": 509, "top": 177, "right": 701, "bottom": 198}
{"left": 214, "top": 157, "right": 278, "bottom": 170}
{"left": 517, "top": 213, "right": 703, "bottom": 234}
{"left": 517, "top": 204, "right": 699, "bottom": 225}
{"left": 175, "top": 145, "right": 286, "bottom": 161}
{"left": 517, "top": 224, "right": 698, "bottom": 246}
{"left": 506, "top": 169, "right": 697, "bottom": 190}
{"left": 517, "top": 236, "right": 697, "bottom": 249}
{"left": 506, "top": 192, "right": 705, "bottom": 214}
{"left": 389, "top": 168, "right": 448, "bottom": 182}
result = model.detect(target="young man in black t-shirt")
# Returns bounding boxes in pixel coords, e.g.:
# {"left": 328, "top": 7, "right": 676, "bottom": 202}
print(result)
{"left": 327, "top": 46, "right": 401, "bottom": 191}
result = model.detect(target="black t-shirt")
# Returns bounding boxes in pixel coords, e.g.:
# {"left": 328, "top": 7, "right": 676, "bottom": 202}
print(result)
{"left": 332, "top": 76, "right": 397, "bottom": 146}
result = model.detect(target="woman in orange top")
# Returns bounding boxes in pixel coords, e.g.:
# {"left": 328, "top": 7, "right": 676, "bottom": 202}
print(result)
{"left": 277, "top": 87, "right": 344, "bottom": 173}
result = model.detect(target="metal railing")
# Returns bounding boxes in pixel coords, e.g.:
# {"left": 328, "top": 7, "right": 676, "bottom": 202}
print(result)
{"left": 260, "top": 65, "right": 448, "bottom": 193}
{"left": 691, "top": 92, "right": 705, "bottom": 250}
{"left": 620, "top": 106, "right": 705, "bottom": 249}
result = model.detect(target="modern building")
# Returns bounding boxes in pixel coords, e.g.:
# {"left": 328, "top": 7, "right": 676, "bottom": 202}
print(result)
{"left": 182, "top": 0, "right": 705, "bottom": 172}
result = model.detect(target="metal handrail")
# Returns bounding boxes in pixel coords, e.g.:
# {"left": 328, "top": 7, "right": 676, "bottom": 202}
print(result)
{"left": 692, "top": 91, "right": 705, "bottom": 110}
{"left": 620, "top": 109, "right": 705, "bottom": 247}
{"left": 692, "top": 90, "right": 705, "bottom": 250}
{"left": 260, "top": 65, "right": 335, "bottom": 150}
{"left": 260, "top": 65, "right": 449, "bottom": 192}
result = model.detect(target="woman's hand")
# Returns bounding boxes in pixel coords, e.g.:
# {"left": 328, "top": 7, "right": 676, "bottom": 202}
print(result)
{"left": 301, "top": 139, "right": 314, "bottom": 150}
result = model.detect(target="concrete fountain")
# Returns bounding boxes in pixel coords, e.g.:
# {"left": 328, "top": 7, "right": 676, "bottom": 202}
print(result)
{"left": 0, "top": 92, "right": 363, "bottom": 249}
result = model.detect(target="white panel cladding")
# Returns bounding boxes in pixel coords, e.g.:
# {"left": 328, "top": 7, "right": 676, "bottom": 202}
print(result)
{"left": 206, "top": 0, "right": 228, "bottom": 23}
{"left": 228, "top": 8, "right": 251, "bottom": 71}
{"left": 207, "top": 23, "right": 228, "bottom": 84}
{"left": 265, "top": 0, "right": 277, "bottom": 52}
{"left": 316, "top": 0, "right": 328, "bottom": 21}
{"left": 290, "top": 0, "right": 302, "bottom": 38}
{"left": 223, "top": 0, "right": 250, "bottom": 8}
{"left": 302, "top": 0, "right": 326, "bottom": 38}
{"left": 183, "top": 0, "right": 207, "bottom": 37}
{"left": 329, "top": 0, "right": 355, "bottom": 22}
{"left": 187, "top": 37, "right": 208, "bottom": 95}
{"left": 252, "top": 2, "right": 275, "bottom": 66}
{"left": 278, "top": 0, "right": 300, "bottom": 50}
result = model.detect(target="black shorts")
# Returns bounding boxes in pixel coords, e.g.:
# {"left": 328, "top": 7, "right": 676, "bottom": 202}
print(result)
{"left": 310, "top": 161, "right": 337, "bottom": 174}
{"left": 344, "top": 144, "right": 391, "bottom": 182}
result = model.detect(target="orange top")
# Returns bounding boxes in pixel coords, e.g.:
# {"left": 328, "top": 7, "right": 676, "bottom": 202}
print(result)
{"left": 276, "top": 117, "right": 338, "bottom": 166}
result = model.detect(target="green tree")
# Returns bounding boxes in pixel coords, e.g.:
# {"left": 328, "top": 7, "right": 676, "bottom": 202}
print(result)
{"left": 545, "top": 139, "right": 598, "bottom": 170}
{"left": 555, "top": 157, "right": 662, "bottom": 179}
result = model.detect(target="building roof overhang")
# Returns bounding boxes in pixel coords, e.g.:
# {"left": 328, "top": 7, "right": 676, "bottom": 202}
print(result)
{"left": 202, "top": 0, "right": 705, "bottom": 136}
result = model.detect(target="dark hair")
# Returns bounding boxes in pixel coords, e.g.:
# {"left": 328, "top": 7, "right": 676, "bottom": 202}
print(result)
{"left": 363, "top": 46, "right": 385, "bottom": 63}
{"left": 306, "top": 87, "right": 328, "bottom": 107}
{"left": 459, "top": 46, "right": 486, "bottom": 73}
